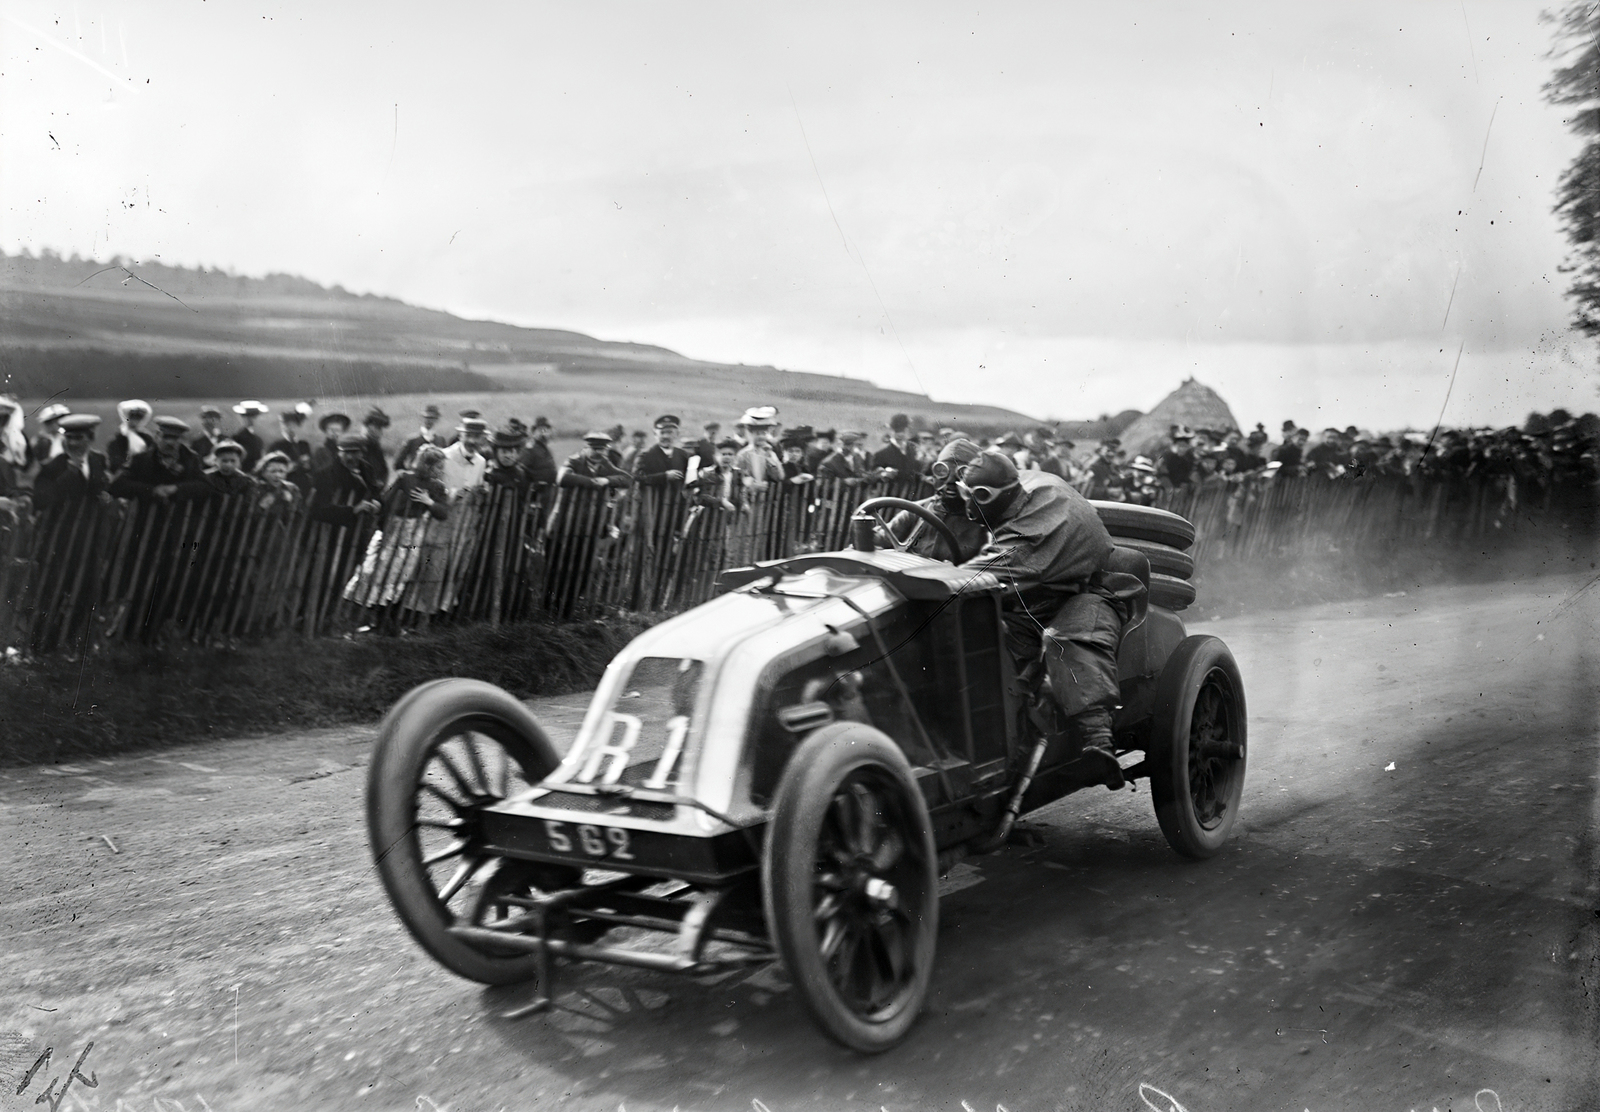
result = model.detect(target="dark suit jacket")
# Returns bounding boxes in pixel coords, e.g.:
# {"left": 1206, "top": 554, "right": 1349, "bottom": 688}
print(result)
{"left": 308, "top": 462, "right": 384, "bottom": 528}
{"left": 518, "top": 440, "right": 558, "bottom": 486}
{"left": 871, "top": 442, "right": 921, "bottom": 482}
{"left": 110, "top": 447, "right": 205, "bottom": 501}
{"left": 32, "top": 452, "right": 111, "bottom": 509}
{"left": 634, "top": 445, "right": 691, "bottom": 487}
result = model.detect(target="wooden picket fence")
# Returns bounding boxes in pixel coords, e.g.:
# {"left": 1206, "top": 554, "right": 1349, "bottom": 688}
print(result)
{"left": 0, "top": 469, "right": 1587, "bottom": 655}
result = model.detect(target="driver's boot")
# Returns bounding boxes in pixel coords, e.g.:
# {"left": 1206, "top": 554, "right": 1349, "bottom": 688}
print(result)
{"left": 1070, "top": 705, "right": 1125, "bottom": 791}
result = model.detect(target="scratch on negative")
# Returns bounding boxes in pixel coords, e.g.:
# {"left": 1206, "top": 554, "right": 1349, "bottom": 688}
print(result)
{"left": 1472, "top": 98, "right": 1500, "bottom": 193}
{"left": 75, "top": 265, "right": 200, "bottom": 313}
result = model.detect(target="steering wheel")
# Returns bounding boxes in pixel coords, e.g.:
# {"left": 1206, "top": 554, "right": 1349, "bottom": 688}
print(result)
{"left": 853, "top": 496, "right": 963, "bottom": 563}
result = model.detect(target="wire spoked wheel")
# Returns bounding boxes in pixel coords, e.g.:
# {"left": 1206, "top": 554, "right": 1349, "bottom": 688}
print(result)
{"left": 367, "top": 679, "right": 572, "bottom": 984}
{"left": 764, "top": 723, "right": 938, "bottom": 1053}
{"left": 1149, "top": 636, "right": 1248, "bottom": 860}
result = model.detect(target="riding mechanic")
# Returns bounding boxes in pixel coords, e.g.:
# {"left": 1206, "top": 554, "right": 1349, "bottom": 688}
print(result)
{"left": 955, "top": 449, "right": 1145, "bottom": 789}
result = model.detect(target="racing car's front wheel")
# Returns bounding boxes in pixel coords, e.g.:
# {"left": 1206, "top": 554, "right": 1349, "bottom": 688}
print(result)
{"left": 763, "top": 723, "right": 938, "bottom": 1053}
{"left": 1147, "top": 636, "right": 1247, "bottom": 859}
{"left": 367, "top": 678, "right": 571, "bottom": 985}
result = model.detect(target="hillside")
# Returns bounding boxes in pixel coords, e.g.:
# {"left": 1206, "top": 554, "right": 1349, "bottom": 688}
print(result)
{"left": 0, "top": 251, "right": 1060, "bottom": 437}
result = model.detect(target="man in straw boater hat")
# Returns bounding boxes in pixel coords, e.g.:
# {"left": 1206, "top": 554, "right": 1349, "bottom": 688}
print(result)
{"left": 31, "top": 414, "right": 113, "bottom": 509}
{"left": 108, "top": 399, "right": 154, "bottom": 474}
{"left": 230, "top": 400, "right": 270, "bottom": 472}
{"left": 440, "top": 416, "right": 490, "bottom": 496}
{"left": 953, "top": 448, "right": 1147, "bottom": 791}
{"left": 634, "top": 414, "right": 691, "bottom": 488}
{"left": 32, "top": 402, "right": 72, "bottom": 465}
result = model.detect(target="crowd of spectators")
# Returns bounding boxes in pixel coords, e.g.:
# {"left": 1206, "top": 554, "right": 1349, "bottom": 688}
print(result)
{"left": 2, "top": 393, "right": 1596, "bottom": 534}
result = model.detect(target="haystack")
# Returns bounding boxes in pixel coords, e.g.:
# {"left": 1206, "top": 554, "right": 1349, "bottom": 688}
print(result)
{"left": 1117, "top": 378, "right": 1241, "bottom": 458}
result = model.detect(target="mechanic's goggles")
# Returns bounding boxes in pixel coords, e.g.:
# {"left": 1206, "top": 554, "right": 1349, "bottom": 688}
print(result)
{"left": 956, "top": 479, "right": 1018, "bottom": 506}
{"left": 929, "top": 458, "right": 968, "bottom": 483}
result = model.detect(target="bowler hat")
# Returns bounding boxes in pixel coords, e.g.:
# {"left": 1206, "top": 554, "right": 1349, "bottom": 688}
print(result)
{"left": 318, "top": 412, "right": 351, "bottom": 432}
{"left": 363, "top": 406, "right": 391, "bottom": 428}
{"left": 421, "top": 404, "right": 441, "bottom": 419}
{"left": 199, "top": 405, "right": 223, "bottom": 419}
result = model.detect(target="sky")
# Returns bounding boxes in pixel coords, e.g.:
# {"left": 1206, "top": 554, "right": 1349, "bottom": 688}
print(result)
{"left": 2, "top": 0, "right": 1597, "bottom": 430}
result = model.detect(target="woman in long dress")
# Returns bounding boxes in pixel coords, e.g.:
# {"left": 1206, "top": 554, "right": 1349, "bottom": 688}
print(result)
{"left": 344, "top": 446, "right": 451, "bottom": 612}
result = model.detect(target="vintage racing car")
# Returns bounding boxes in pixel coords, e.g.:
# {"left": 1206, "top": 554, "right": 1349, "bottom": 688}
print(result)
{"left": 365, "top": 498, "right": 1247, "bottom": 1051}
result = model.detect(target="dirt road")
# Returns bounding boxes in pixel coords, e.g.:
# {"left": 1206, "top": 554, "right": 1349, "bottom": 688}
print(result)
{"left": 3, "top": 574, "right": 1597, "bottom": 1112}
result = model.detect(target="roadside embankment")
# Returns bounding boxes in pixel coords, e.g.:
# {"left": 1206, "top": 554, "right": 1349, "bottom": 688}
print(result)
{"left": 0, "top": 614, "right": 652, "bottom": 767}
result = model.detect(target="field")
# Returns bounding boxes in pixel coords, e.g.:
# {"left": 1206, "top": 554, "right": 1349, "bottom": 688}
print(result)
{"left": 1, "top": 256, "right": 1050, "bottom": 443}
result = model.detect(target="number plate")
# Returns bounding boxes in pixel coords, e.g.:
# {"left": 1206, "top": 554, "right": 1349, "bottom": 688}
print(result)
{"left": 538, "top": 819, "right": 636, "bottom": 862}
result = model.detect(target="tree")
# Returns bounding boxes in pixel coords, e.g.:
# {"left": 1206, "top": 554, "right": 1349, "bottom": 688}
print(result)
{"left": 1546, "top": 3, "right": 1600, "bottom": 335}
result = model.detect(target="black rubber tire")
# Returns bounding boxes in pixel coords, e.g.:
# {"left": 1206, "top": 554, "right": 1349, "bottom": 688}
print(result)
{"left": 1091, "top": 502, "right": 1196, "bottom": 550}
{"left": 1148, "top": 572, "right": 1197, "bottom": 612}
{"left": 1147, "top": 636, "right": 1248, "bottom": 860}
{"left": 762, "top": 722, "right": 939, "bottom": 1053}
{"left": 1112, "top": 538, "right": 1194, "bottom": 581}
{"left": 366, "top": 678, "right": 565, "bottom": 985}
{"left": 855, "top": 496, "right": 963, "bottom": 563}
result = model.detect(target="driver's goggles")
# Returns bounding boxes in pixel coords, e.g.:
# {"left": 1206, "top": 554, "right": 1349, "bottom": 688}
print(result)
{"left": 930, "top": 458, "right": 967, "bottom": 482}
{"left": 956, "top": 479, "right": 1016, "bottom": 506}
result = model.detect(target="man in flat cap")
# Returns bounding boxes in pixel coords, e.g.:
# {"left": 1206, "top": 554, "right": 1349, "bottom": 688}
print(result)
{"left": 32, "top": 415, "right": 113, "bottom": 509}
{"left": 359, "top": 406, "right": 392, "bottom": 487}
{"left": 518, "top": 416, "right": 558, "bottom": 488}
{"left": 560, "top": 431, "right": 633, "bottom": 489}
{"left": 441, "top": 417, "right": 490, "bottom": 496}
{"left": 309, "top": 431, "right": 384, "bottom": 528}
{"left": 111, "top": 416, "right": 205, "bottom": 502}
{"left": 687, "top": 420, "right": 722, "bottom": 471}
{"left": 634, "top": 415, "right": 691, "bottom": 488}
{"left": 231, "top": 401, "right": 270, "bottom": 472}
{"left": 191, "top": 405, "right": 226, "bottom": 463}
{"left": 818, "top": 430, "right": 869, "bottom": 486}
{"left": 397, "top": 403, "right": 446, "bottom": 472}
{"left": 195, "top": 440, "right": 257, "bottom": 497}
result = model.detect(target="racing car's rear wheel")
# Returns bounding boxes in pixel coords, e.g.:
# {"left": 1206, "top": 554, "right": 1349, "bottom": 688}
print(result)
{"left": 763, "top": 723, "right": 938, "bottom": 1053}
{"left": 367, "top": 678, "right": 573, "bottom": 985}
{"left": 1147, "top": 636, "right": 1247, "bottom": 859}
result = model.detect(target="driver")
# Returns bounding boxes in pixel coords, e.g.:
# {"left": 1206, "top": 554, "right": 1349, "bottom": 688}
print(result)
{"left": 955, "top": 450, "right": 1145, "bottom": 789}
{"left": 876, "top": 437, "right": 989, "bottom": 562}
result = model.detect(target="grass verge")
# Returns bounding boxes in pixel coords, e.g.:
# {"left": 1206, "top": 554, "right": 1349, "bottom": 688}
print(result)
{"left": 0, "top": 614, "right": 653, "bottom": 768}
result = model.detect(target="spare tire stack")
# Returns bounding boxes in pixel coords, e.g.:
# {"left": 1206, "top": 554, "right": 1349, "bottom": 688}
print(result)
{"left": 1091, "top": 501, "right": 1197, "bottom": 612}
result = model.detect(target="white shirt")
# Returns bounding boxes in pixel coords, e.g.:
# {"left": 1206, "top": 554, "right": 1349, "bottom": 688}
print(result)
{"left": 440, "top": 441, "right": 486, "bottom": 496}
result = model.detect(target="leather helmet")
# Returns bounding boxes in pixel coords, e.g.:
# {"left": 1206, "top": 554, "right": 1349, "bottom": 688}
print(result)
{"left": 957, "top": 449, "right": 1022, "bottom": 521}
